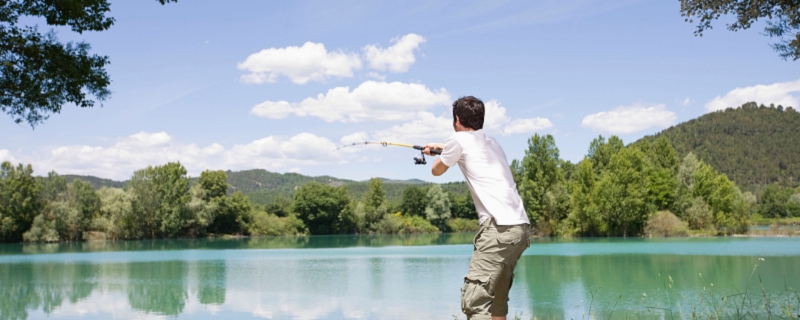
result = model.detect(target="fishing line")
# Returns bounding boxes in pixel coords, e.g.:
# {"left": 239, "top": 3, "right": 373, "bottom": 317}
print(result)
{"left": 336, "top": 141, "right": 441, "bottom": 165}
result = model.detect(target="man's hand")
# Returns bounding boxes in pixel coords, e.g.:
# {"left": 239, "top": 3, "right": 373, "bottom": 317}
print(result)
{"left": 423, "top": 143, "right": 444, "bottom": 156}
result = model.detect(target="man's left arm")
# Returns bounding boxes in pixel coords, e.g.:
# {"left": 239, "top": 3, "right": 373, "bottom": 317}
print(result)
{"left": 431, "top": 158, "right": 448, "bottom": 176}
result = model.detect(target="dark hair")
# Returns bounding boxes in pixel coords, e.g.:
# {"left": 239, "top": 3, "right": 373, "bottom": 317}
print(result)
{"left": 452, "top": 96, "right": 485, "bottom": 130}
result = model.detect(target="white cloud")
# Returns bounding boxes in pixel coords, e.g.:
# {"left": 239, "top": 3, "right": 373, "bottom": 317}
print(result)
{"left": 581, "top": 103, "right": 677, "bottom": 134}
{"left": 371, "top": 111, "right": 455, "bottom": 143}
{"left": 8, "top": 132, "right": 339, "bottom": 180}
{"left": 342, "top": 101, "right": 555, "bottom": 150}
{"left": 289, "top": 167, "right": 301, "bottom": 173}
{"left": 0, "top": 149, "right": 18, "bottom": 164}
{"left": 706, "top": 79, "right": 800, "bottom": 112}
{"left": 366, "top": 72, "right": 386, "bottom": 81}
{"left": 482, "top": 100, "right": 554, "bottom": 135}
{"left": 249, "top": 81, "right": 451, "bottom": 122}
{"left": 237, "top": 42, "right": 362, "bottom": 85}
{"left": 681, "top": 97, "right": 691, "bottom": 106}
{"left": 503, "top": 118, "right": 555, "bottom": 135}
{"left": 363, "top": 33, "right": 426, "bottom": 73}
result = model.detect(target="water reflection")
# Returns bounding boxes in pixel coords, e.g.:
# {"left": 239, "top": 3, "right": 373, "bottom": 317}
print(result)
{"left": 0, "top": 236, "right": 799, "bottom": 319}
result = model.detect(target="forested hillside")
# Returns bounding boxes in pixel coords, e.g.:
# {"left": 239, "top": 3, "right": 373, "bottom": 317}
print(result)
{"left": 224, "top": 169, "right": 467, "bottom": 205}
{"left": 638, "top": 102, "right": 800, "bottom": 187}
{"left": 63, "top": 175, "right": 126, "bottom": 189}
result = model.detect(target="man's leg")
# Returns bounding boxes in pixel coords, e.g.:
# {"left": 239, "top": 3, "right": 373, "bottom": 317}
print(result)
{"left": 461, "top": 220, "right": 529, "bottom": 320}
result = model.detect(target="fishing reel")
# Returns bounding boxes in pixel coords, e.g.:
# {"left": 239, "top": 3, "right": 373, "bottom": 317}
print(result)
{"left": 413, "top": 151, "right": 427, "bottom": 165}
{"left": 411, "top": 146, "right": 441, "bottom": 165}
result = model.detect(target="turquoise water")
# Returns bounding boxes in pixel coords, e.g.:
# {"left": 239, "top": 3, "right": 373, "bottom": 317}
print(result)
{"left": 1, "top": 235, "right": 799, "bottom": 319}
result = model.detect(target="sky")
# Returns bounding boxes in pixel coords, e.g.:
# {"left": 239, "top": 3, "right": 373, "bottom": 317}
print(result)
{"left": 1, "top": 0, "right": 799, "bottom": 182}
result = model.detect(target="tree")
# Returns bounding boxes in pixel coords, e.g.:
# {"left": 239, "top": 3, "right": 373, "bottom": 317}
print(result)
{"left": 517, "top": 134, "right": 564, "bottom": 225}
{"left": 265, "top": 195, "right": 292, "bottom": 217}
{"left": 593, "top": 147, "right": 653, "bottom": 236}
{"left": 400, "top": 185, "right": 428, "bottom": 217}
{"left": 587, "top": 135, "right": 624, "bottom": 175}
{"left": 680, "top": 0, "right": 800, "bottom": 60}
{"left": 0, "top": 161, "right": 41, "bottom": 242}
{"left": 364, "top": 178, "right": 386, "bottom": 209}
{"left": 760, "top": 183, "right": 794, "bottom": 217}
{"left": 0, "top": 0, "right": 177, "bottom": 127}
{"left": 96, "top": 187, "right": 136, "bottom": 239}
{"left": 293, "top": 182, "right": 350, "bottom": 235}
{"left": 425, "top": 184, "right": 451, "bottom": 231}
{"left": 128, "top": 162, "right": 190, "bottom": 238}
{"left": 449, "top": 192, "right": 476, "bottom": 219}
{"left": 568, "top": 158, "right": 600, "bottom": 235}
{"left": 38, "top": 171, "right": 66, "bottom": 203}
{"left": 674, "top": 152, "right": 702, "bottom": 218}
{"left": 198, "top": 170, "right": 228, "bottom": 200}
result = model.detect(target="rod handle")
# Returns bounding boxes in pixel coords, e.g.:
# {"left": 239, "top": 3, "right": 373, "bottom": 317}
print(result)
{"left": 413, "top": 145, "right": 442, "bottom": 155}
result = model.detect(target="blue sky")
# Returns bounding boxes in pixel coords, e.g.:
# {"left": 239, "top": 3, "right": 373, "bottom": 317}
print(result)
{"left": 2, "top": 0, "right": 799, "bottom": 182}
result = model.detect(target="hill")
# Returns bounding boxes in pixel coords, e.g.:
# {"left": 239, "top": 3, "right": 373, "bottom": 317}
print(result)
{"left": 228, "top": 169, "right": 467, "bottom": 205}
{"left": 638, "top": 102, "right": 800, "bottom": 187}
{"left": 62, "top": 169, "right": 467, "bottom": 205}
{"left": 63, "top": 175, "right": 127, "bottom": 189}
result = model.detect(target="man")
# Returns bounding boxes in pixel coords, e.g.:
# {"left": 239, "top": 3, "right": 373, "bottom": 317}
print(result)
{"left": 424, "top": 96, "right": 530, "bottom": 320}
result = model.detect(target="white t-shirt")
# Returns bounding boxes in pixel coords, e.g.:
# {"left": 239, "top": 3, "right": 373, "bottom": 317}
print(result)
{"left": 439, "top": 130, "right": 530, "bottom": 226}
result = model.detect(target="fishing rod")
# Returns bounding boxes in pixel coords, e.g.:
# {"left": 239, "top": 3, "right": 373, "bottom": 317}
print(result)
{"left": 337, "top": 141, "right": 441, "bottom": 165}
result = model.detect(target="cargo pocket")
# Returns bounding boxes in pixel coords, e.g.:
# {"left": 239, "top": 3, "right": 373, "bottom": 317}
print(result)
{"left": 496, "top": 227, "right": 522, "bottom": 245}
{"left": 461, "top": 272, "right": 493, "bottom": 315}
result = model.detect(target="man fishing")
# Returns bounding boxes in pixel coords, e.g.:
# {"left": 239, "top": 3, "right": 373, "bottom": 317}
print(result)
{"left": 423, "top": 96, "right": 531, "bottom": 320}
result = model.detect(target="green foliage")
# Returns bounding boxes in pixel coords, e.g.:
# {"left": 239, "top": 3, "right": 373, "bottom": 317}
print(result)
{"left": 96, "top": 187, "right": 136, "bottom": 239}
{"left": 128, "top": 162, "right": 191, "bottom": 238}
{"left": 198, "top": 170, "right": 228, "bottom": 200}
{"left": 516, "top": 134, "right": 570, "bottom": 234}
{"left": 207, "top": 191, "right": 252, "bottom": 235}
{"left": 587, "top": 135, "right": 624, "bottom": 175}
{"left": 446, "top": 218, "right": 480, "bottom": 232}
{"left": 680, "top": 0, "right": 800, "bottom": 60}
{"left": 364, "top": 178, "right": 386, "bottom": 209}
{"left": 760, "top": 183, "right": 795, "bottom": 218}
{"left": 593, "top": 147, "right": 653, "bottom": 236}
{"left": 567, "top": 158, "right": 600, "bottom": 236}
{"left": 0, "top": 0, "right": 176, "bottom": 127}
{"left": 400, "top": 185, "right": 428, "bottom": 217}
{"left": 449, "top": 192, "right": 476, "bottom": 219}
{"left": 686, "top": 197, "right": 713, "bottom": 230}
{"left": 293, "top": 182, "right": 350, "bottom": 235}
{"left": 645, "top": 211, "right": 688, "bottom": 237}
{"left": 640, "top": 103, "right": 800, "bottom": 186}
{"left": 38, "top": 171, "right": 66, "bottom": 203}
{"left": 424, "top": 184, "right": 451, "bottom": 231}
{"left": 248, "top": 212, "right": 306, "bottom": 236}
{"left": 0, "top": 162, "right": 41, "bottom": 242}
{"left": 264, "top": 195, "right": 292, "bottom": 217}
{"left": 373, "top": 213, "right": 440, "bottom": 234}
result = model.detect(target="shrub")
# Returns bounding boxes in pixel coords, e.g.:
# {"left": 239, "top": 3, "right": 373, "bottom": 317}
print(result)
{"left": 645, "top": 211, "right": 688, "bottom": 237}
{"left": 686, "top": 197, "right": 713, "bottom": 230}
{"left": 398, "top": 215, "right": 439, "bottom": 234}
{"left": 446, "top": 218, "right": 480, "bottom": 232}
{"left": 373, "top": 213, "right": 440, "bottom": 234}
{"left": 248, "top": 211, "right": 307, "bottom": 236}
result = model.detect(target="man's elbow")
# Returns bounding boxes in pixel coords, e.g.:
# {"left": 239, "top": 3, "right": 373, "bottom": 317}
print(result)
{"left": 432, "top": 169, "right": 444, "bottom": 177}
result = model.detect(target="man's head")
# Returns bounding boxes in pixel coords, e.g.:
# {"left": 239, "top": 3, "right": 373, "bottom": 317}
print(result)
{"left": 452, "top": 96, "right": 484, "bottom": 131}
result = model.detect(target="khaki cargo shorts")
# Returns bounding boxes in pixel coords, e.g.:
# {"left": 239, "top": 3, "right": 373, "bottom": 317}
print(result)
{"left": 461, "top": 218, "right": 530, "bottom": 320}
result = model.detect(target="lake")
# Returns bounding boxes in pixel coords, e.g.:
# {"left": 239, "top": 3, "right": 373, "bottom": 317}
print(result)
{"left": 1, "top": 234, "right": 799, "bottom": 319}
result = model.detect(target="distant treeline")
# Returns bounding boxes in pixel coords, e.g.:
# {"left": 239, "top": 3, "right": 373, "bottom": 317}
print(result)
{"left": 0, "top": 160, "right": 480, "bottom": 242}
{"left": 2, "top": 132, "right": 800, "bottom": 242}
